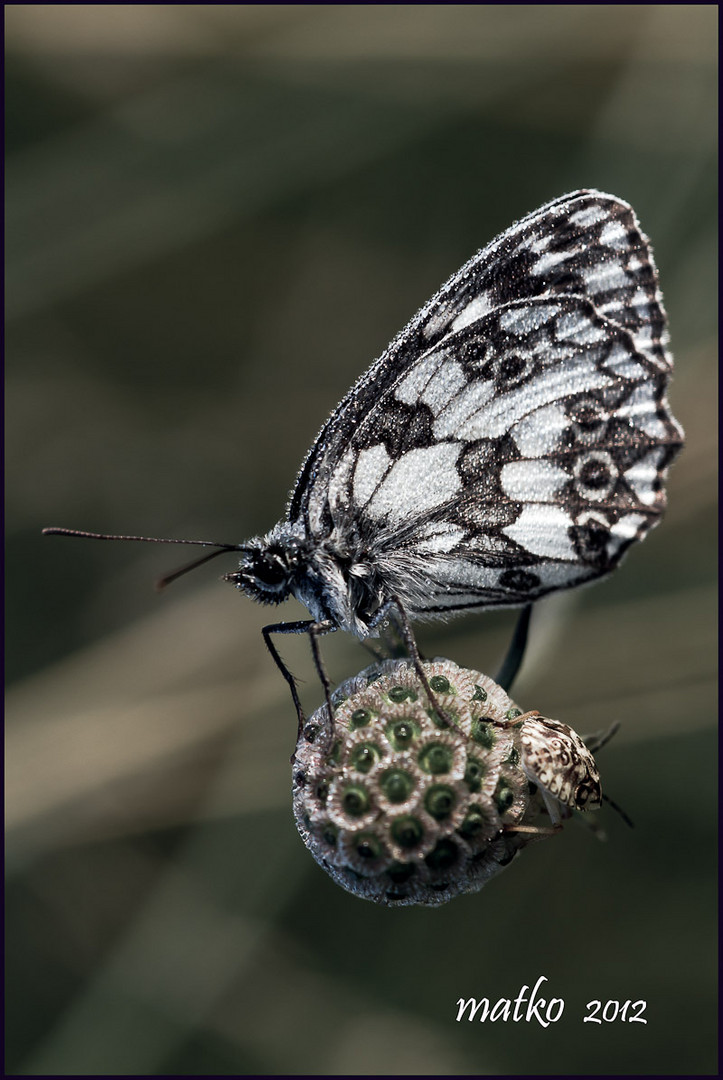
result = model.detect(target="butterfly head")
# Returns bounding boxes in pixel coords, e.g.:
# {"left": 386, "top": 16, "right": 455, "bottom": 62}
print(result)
{"left": 225, "top": 533, "right": 305, "bottom": 605}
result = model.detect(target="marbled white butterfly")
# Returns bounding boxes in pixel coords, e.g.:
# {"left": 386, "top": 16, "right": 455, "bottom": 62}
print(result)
{"left": 46, "top": 190, "right": 683, "bottom": 730}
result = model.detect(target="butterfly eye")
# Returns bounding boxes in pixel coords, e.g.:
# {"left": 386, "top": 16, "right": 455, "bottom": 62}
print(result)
{"left": 254, "top": 555, "right": 288, "bottom": 587}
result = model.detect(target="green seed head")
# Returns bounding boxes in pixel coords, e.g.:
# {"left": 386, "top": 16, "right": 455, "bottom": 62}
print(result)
{"left": 387, "top": 685, "right": 418, "bottom": 704}
{"left": 424, "top": 784, "right": 456, "bottom": 820}
{"left": 417, "top": 742, "right": 454, "bottom": 774}
{"left": 494, "top": 778, "right": 515, "bottom": 814}
{"left": 316, "top": 779, "right": 329, "bottom": 802}
{"left": 350, "top": 743, "right": 381, "bottom": 773}
{"left": 464, "top": 757, "right": 486, "bottom": 792}
{"left": 391, "top": 816, "right": 424, "bottom": 849}
{"left": 325, "top": 740, "right": 341, "bottom": 765}
{"left": 458, "top": 805, "right": 487, "bottom": 839}
{"left": 321, "top": 822, "right": 339, "bottom": 846}
{"left": 429, "top": 674, "right": 451, "bottom": 693}
{"left": 303, "top": 721, "right": 320, "bottom": 744}
{"left": 386, "top": 718, "right": 420, "bottom": 750}
{"left": 471, "top": 718, "right": 496, "bottom": 749}
{"left": 425, "top": 838, "right": 459, "bottom": 872}
{"left": 341, "top": 785, "right": 371, "bottom": 817}
{"left": 349, "top": 708, "right": 374, "bottom": 730}
{"left": 355, "top": 834, "right": 382, "bottom": 860}
{"left": 380, "top": 768, "right": 415, "bottom": 804}
{"left": 386, "top": 862, "right": 416, "bottom": 884}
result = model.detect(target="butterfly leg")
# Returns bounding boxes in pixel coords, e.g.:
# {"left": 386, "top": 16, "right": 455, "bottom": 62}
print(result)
{"left": 377, "top": 607, "right": 418, "bottom": 660}
{"left": 262, "top": 619, "right": 335, "bottom": 757}
{"left": 306, "top": 620, "right": 337, "bottom": 749}
{"left": 370, "top": 597, "right": 464, "bottom": 737}
{"left": 262, "top": 620, "right": 314, "bottom": 734}
{"left": 495, "top": 603, "right": 533, "bottom": 692}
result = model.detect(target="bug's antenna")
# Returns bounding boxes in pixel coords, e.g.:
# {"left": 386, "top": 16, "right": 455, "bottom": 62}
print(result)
{"left": 583, "top": 721, "right": 621, "bottom": 755}
{"left": 602, "top": 792, "right": 635, "bottom": 830}
{"left": 42, "top": 527, "right": 243, "bottom": 590}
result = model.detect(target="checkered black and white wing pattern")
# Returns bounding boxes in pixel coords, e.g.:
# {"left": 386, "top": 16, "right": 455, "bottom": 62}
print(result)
{"left": 287, "top": 190, "right": 683, "bottom": 619}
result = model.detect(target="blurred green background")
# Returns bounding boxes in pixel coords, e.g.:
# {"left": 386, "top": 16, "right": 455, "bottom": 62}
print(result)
{"left": 6, "top": 5, "right": 717, "bottom": 1075}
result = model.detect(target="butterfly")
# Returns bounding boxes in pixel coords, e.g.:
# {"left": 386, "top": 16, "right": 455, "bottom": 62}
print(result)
{"left": 45, "top": 190, "right": 683, "bottom": 736}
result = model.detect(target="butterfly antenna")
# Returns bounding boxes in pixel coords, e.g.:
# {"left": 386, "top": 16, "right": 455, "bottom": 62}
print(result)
{"left": 42, "top": 527, "right": 242, "bottom": 590}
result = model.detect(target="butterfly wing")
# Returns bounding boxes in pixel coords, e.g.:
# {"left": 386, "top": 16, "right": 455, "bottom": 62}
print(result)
{"left": 287, "top": 190, "right": 683, "bottom": 617}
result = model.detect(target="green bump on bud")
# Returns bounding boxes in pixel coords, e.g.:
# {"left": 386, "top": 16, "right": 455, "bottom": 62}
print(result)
{"left": 506, "top": 707, "right": 523, "bottom": 722}
{"left": 429, "top": 674, "right": 451, "bottom": 693}
{"left": 350, "top": 743, "right": 381, "bottom": 773}
{"left": 322, "top": 822, "right": 339, "bottom": 846}
{"left": 472, "top": 684, "right": 488, "bottom": 702}
{"left": 424, "top": 784, "right": 456, "bottom": 820}
{"left": 316, "top": 779, "right": 329, "bottom": 802}
{"left": 464, "top": 757, "right": 486, "bottom": 792}
{"left": 425, "top": 838, "right": 459, "bottom": 872}
{"left": 349, "top": 708, "right": 374, "bottom": 730}
{"left": 325, "top": 740, "right": 341, "bottom": 765}
{"left": 418, "top": 742, "right": 454, "bottom": 774}
{"left": 387, "top": 862, "right": 416, "bottom": 884}
{"left": 386, "top": 718, "right": 420, "bottom": 750}
{"left": 342, "top": 785, "right": 371, "bottom": 817}
{"left": 494, "top": 777, "right": 515, "bottom": 813}
{"left": 458, "top": 805, "right": 487, "bottom": 838}
{"left": 471, "top": 718, "right": 496, "bottom": 749}
{"left": 505, "top": 746, "right": 520, "bottom": 767}
{"left": 356, "top": 834, "right": 382, "bottom": 860}
{"left": 380, "top": 768, "right": 414, "bottom": 804}
{"left": 387, "top": 685, "right": 418, "bottom": 704}
{"left": 303, "top": 722, "right": 320, "bottom": 744}
{"left": 391, "top": 815, "right": 424, "bottom": 849}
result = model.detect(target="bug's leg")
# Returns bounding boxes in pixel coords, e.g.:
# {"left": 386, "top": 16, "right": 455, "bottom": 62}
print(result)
{"left": 495, "top": 603, "right": 533, "bottom": 693}
{"left": 496, "top": 708, "right": 541, "bottom": 731}
{"left": 538, "top": 788, "right": 566, "bottom": 826}
{"left": 262, "top": 619, "right": 334, "bottom": 760}
{"left": 503, "top": 822, "right": 563, "bottom": 837}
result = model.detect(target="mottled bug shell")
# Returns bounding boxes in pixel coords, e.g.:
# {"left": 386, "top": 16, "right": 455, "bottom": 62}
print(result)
{"left": 519, "top": 713, "right": 602, "bottom": 811}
